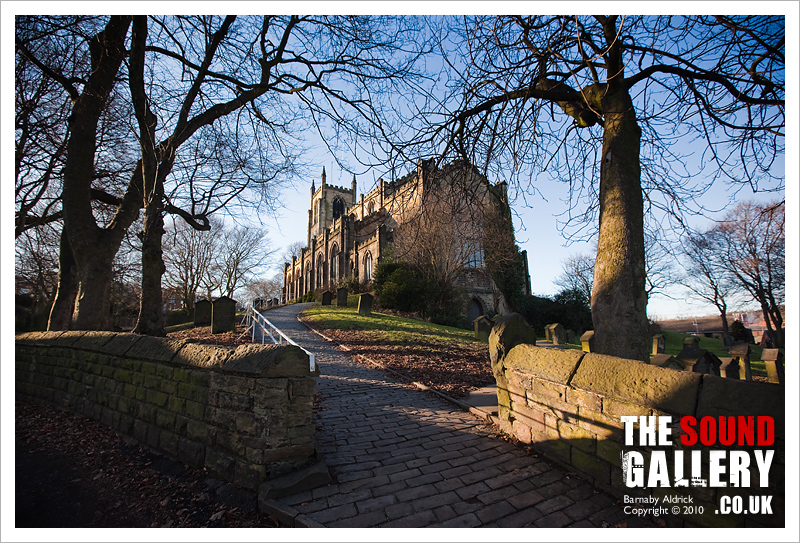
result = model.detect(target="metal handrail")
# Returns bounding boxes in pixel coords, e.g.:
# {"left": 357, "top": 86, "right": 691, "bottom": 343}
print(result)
{"left": 242, "top": 304, "right": 316, "bottom": 372}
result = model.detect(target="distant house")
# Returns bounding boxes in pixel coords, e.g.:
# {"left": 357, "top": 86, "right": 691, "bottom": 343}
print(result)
{"left": 162, "top": 287, "right": 183, "bottom": 313}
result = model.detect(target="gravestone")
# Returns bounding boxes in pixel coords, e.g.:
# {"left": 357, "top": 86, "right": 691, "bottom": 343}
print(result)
{"left": 473, "top": 315, "right": 493, "bottom": 342}
{"left": 761, "top": 348, "right": 784, "bottom": 384}
{"left": 337, "top": 287, "right": 348, "bottom": 307}
{"left": 211, "top": 296, "right": 237, "bottom": 334}
{"left": 580, "top": 330, "right": 595, "bottom": 353}
{"left": 321, "top": 290, "right": 333, "bottom": 306}
{"left": 544, "top": 323, "right": 556, "bottom": 342}
{"left": 357, "top": 293, "right": 373, "bottom": 316}
{"left": 488, "top": 313, "right": 537, "bottom": 370}
{"left": 683, "top": 336, "right": 701, "bottom": 351}
{"left": 728, "top": 342, "right": 753, "bottom": 381}
{"left": 549, "top": 323, "right": 566, "bottom": 345}
{"left": 272, "top": 298, "right": 279, "bottom": 307}
{"left": 676, "top": 345, "right": 721, "bottom": 376}
{"left": 565, "top": 329, "right": 576, "bottom": 345}
{"left": 651, "top": 354, "right": 685, "bottom": 371}
{"left": 193, "top": 299, "right": 212, "bottom": 325}
{"left": 718, "top": 357, "right": 744, "bottom": 380}
{"left": 652, "top": 334, "right": 666, "bottom": 355}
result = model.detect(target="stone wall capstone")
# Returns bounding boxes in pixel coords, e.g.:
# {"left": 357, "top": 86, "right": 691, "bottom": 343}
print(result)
{"left": 489, "top": 322, "right": 785, "bottom": 528}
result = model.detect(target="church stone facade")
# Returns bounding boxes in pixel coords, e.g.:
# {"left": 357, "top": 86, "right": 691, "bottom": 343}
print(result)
{"left": 282, "top": 159, "right": 531, "bottom": 322}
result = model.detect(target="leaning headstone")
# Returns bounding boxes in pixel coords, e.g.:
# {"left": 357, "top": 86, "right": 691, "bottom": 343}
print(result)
{"left": 728, "top": 342, "right": 753, "bottom": 381}
{"left": 473, "top": 315, "right": 493, "bottom": 342}
{"left": 357, "top": 293, "right": 373, "bottom": 316}
{"left": 565, "top": 329, "right": 577, "bottom": 345}
{"left": 488, "top": 313, "right": 537, "bottom": 371}
{"left": 652, "top": 334, "right": 666, "bottom": 355}
{"left": 337, "top": 287, "right": 348, "bottom": 307}
{"left": 761, "top": 348, "right": 784, "bottom": 384}
{"left": 651, "top": 354, "right": 685, "bottom": 371}
{"left": 719, "top": 357, "right": 743, "bottom": 380}
{"left": 676, "top": 347, "right": 721, "bottom": 376}
{"left": 544, "top": 323, "right": 556, "bottom": 342}
{"left": 193, "top": 299, "right": 212, "bottom": 325}
{"left": 580, "top": 330, "right": 595, "bottom": 353}
{"left": 549, "top": 323, "right": 566, "bottom": 345}
{"left": 321, "top": 290, "right": 332, "bottom": 306}
{"left": 211, "top": 296, "right": 236, "bottom": 334}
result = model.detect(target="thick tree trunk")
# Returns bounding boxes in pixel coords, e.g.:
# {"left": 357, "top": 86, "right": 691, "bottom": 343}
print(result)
{"left": 134, "top": 200, "right": 166, "bottom": 335}
{"left": 130, "top": 16, "right": 167, "bottom": 337}
{"left": 71, "top": 244, "right": 118, "bottom": 330}
{"left": 60, "top": 16, "right": 134, "bottom": 331}
{"left": 47, "top": 230, "right": 78, "bottom": 330}
{"left": 590, "top": 87, "right": 650, "bottom": 362}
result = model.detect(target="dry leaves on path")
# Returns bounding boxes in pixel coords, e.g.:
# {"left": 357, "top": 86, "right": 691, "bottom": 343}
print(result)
{"left": 166, "top": 323, "right": 252, "bottom": 347}
{"left": 301, "top": 319, "right": 494, "bottom": 398}
{"left": 15, "top": 399, "right": 281, "bottom": 528}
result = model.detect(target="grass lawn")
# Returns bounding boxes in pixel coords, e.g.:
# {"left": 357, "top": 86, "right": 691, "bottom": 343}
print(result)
{"left": 299, "top": 304, "right": 776, "bottom": 386}
{"left": 661, "top": 331, "right": 770, "bottom": 378}
{"left": 301, "top": 303, "right": 484, "bottom": 345}
{"left": 299, "top": 303, "right": 491, "bottom": 398}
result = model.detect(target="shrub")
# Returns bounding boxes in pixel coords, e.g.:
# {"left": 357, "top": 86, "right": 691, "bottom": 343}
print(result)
{"left": 730, "top": 320, "right": 750, "bottom": 342}
{"left": 338, "top": 275, "right": 370, "bottom": 294}
{"left": 373, "top": 260, "right": 426, "bottom": 312}
{"left": 165, "top": 308, "right": 192, "bottom": 327}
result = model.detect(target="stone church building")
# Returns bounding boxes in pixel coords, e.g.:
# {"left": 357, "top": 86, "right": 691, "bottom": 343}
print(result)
{"left": 282, "top": 159, "right": 531, "bottom": 322}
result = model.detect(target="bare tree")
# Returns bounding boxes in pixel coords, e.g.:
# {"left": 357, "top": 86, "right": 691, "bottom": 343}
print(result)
{"left": 214, "top": 226, "right": 274, "bottom": 300}
{"left": 554, "top": 253, "right": 595, "bottom": 305}
{"left": 389, "top": 162, "right": 509, "bottom": 315}
{"left": 162, "top": 218, "right": 218, "bottom": 312}
{"left": 14, "top": 223, "right": 60, "bottom": 329}
{"left": 679, "top": 230, "right": 737, "bottom": 342}
{"left": 243, "top": 273, "right": 284, "bottom": 304}
{"left": 17, "top": 15, "right": 430, "bottom": 334}
{"left": 713, "top": 201, "right": 785, "bottom": 348}
{"left": 282, "top": 241, "right": 306, "bottom": 265}
{"left": 390, "top": 15, "right": 784, "bottom": 360}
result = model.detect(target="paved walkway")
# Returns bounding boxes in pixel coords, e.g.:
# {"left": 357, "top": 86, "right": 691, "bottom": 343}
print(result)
{"left": 260, "top": 303, "right": 654, "bottom": 528}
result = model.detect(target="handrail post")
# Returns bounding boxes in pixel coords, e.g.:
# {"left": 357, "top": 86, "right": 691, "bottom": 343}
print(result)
{"left": 248, "top": 305, "right": 316, "bottom": 373}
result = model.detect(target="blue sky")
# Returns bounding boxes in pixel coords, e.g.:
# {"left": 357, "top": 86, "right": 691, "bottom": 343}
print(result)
{"left": 248, "top": 9, "right": 793, "bottom": 322}
{"left": 263, "top": 145, "right": 785, "bottom": 321}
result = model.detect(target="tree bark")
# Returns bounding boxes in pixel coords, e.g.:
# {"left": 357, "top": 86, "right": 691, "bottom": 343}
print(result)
{"left": 590, "top": 87, "right": 649, "bottom": 361}
{"left": 130, "top": 16, "right": 167, "bottom": 336}
{"left": 71, "top": 243, "right": 119, "bottom": 330}
{"left": 47, "top": 229, "right": 78, "bottom": 330}
{"left": 58, "top": 15, "right": 136, "bottom": 331}
{"left": 584, "top": 17, "right": 650, "bottom": 361}
{"left": 134, "top": 197, "right": 166, "bottom": 335}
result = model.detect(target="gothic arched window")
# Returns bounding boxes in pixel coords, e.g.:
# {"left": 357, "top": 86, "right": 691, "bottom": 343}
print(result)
{"left": 330, "top": 243, "right": 339, "bottom": 283}
{"left": 332, "top": 197, "right": 345, "bottom": 220}
{"left": 367, "top": 201, "right": 375, "bottom": 215}
{"left": 364, "top": 251, "right": 373, "bottom": 282}
{"left": 317, "top": 253, "right": 325, "bottom": 286}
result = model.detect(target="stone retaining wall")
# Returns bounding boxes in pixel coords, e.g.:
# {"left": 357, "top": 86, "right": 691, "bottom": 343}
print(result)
{"left": 15, "top": 331, "right": 319, "bottom": 491}
{"left": 490, "top": 317, "right": 784, "bottom": 528}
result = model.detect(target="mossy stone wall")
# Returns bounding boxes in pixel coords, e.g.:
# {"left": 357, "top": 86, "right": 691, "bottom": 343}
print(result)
{"left": 490, "top": 326, "right": 784, "bottom": 528}
{"left": 15, "top": 331, "right": 319, "bottom": 491}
